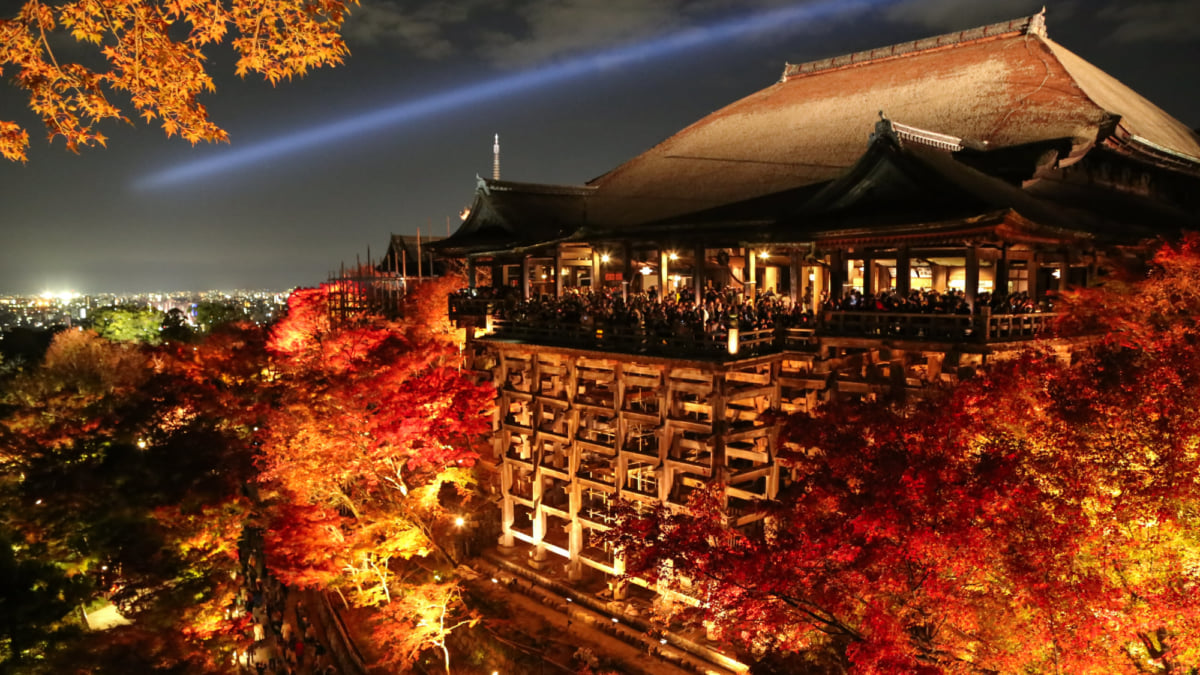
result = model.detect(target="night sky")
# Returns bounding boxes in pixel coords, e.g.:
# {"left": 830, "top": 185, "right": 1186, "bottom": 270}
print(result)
{"left": 1, "top": 0, "right": 1198, "bottom": 294}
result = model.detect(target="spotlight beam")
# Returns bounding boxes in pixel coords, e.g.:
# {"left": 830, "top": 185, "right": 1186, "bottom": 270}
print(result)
{"left": 136, "top": 0, "right": 884, "bottom": 189}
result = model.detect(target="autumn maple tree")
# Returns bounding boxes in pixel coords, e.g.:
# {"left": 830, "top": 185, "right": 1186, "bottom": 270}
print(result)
{"left": 0, "top": 0, "right": 356, "bottom": 161}
{"left": 607, "top": 238, "right": 1200, "bottom": 673}
{"left": 0, "top": 325, "right": 267, "bottom": 671}
{"left": 256, "top": 280, "right": 493, "bottom": 671}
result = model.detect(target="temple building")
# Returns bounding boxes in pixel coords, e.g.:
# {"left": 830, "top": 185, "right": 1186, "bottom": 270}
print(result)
{"left": 434, "top": 9, "right": 1200, "bottom": 651}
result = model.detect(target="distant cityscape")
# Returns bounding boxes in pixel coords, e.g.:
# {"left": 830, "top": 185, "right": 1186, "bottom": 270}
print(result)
{"left": 0, "top": 290, "right": 292, "bottom": 333}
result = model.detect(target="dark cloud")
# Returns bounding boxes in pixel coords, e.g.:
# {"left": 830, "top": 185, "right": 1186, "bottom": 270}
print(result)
{"left": 1097, "top": 1, "right": 1200, "bottom": 43}
{"left": 341, "top": 0, "right": 854, "bottom": 67}
{"left": 342, "top": 1, "right": 477, "bottom": 54}
{"left": 880, "top": 0, "right": 1063, "bottom": 31}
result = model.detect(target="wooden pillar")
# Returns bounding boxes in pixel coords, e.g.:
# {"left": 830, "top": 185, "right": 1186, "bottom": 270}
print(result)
{"left": 711, "top": 373, "right": 727, "bottom": 479}
{"left": 1028, "top": 253, "right": 1041, "bottom": 303}
{"left": 591, "top": 250, "right": 602, "bottom": 291}
{"left": 746, "top": 247, "right": 757, "bottom": 301}
{"left": 467, "top": 257, "right": 477, "bottom": 290}
{"left": 555, "top": 248, "right": 564, "bottom": 298}
{"left": 789, "top": 253, "right": 802, "bottom": 305}
{"left": 965, "top": 245, "right": 980, "bottom": 309}
{"left": 811, "top": 262, "right": 826, "bottom": 314}
{"left": 530, "top": 469, "right": 547, "bottom": 565}
{"left": 659, "top": 249, "right": 670, "bottom": 295}
{"left": 895, "top": 247, "right": 911, "bottom": 295}
{"left": 499, "top": 464, "right": 515, "bottom": 547}
{"left": 995, "top": 246, "right": 1009, "bottom": 297}
{"left": 693, "top": 244, "right": 705, "bottom": 306}
{"left": 567, "top": 477, "right": 583, "bottom": 580}
{"left": 522, "top": 256, "right": 534, "bottom": 300}
{"left": 862, "top": 252, "right": 874, "bottom": 295}
{"left": 829, "top": 249, "right": 845, "bottom": 301}
{"left": 623, "top": 241, "right": 634, "bottom": 287}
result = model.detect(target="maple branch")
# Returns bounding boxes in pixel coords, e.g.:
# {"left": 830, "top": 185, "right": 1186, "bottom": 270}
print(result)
{"left": 677, "top": 556, "right": 862, "bottom": 641}
{"left": 30, "top": 1, "right": 77, "bottom": 137}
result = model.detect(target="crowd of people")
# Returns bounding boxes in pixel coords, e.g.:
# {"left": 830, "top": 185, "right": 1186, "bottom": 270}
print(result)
{"left": 235, "top": 533, "right": 338, "bottom": 675}
{"left": 455, "top": 283, "right": 1047, "bottom": 339}
{"left": 822, "top": 288, "right": 1043, "bottom": 314}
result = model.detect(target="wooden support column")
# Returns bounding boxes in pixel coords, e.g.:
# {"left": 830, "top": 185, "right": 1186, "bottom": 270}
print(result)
{"left": 1057, "top": 249, "right": 1070, "bottom": 293}
{"left": 995, "top": 245, "right": 1009, "bottom": 297}
{"left": 522, "top": 255, "right": 534, "bottom": 300}
{"left": 591, "top": 250, "right": 602, "bottom": 291}
{"left": 711, "top": 373, "right": 727, "bottom": 481}
{"left": 1028, "top": 253, "right": 1041, "bottom": 303}
{"left": 567, "top": 481, "right": 583, "bottom": 580}
{"left": 499, "top": 463, "right": 515, "bottom": 547}
{"left": 862, "top": 252, "right": 874, "bottom": 295}
{"left": 811, "top": 261, "right": 826, "bottom": 314}
{"left": 623, "top": 241, "right": 634, "bottom": 288}
{"left": 746, "top": 247, "right": 757, "bottom": 301}
{"left": 659, "top": 249, "right": 670, "bottom": 295}
{"left": 829, "top": 249, "right": 845, "bottom": 301}
{"left": 965, "top": 245, "right": 980, "bottom": 309}
{"left": 555, "top": 247, "right": 564, "bottom": 298}
{"left": 466, "top": 257, "right": 477, "bottom": 290}
{"left": 530, "top": 469, "right": 547, "bottom": 564}
{"left": 789, "top": 253, "right": 802, "bottom": 305}
{"left": 895, "top": 247, "right": 911, "bottom": 295}
{"left": 693, "top": 244, "right": 705, "bottom": 306}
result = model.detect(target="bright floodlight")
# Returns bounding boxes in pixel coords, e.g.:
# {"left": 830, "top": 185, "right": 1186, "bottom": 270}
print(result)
{"left": 137, "top": 0, "right": 896, "bottom": 189}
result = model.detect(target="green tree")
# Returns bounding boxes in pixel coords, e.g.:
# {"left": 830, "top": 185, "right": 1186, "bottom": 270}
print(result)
{"left": 88, "top": 306, "right": 164, "bottom": 344}
{"left": 0, "top": 529, "right": 91, "bottom": 667}
{"left": 193, "top": 301, "right": 243, "bottom": 333}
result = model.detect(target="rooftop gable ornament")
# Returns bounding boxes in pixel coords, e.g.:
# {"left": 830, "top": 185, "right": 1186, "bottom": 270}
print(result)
{"left": 871, "top": 112, "right": 973, "bottom": 152}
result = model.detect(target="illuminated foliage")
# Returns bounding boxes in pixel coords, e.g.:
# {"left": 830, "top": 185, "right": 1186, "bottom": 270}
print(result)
{"left": 88, "top": 306, "right": 165, "bottom": 344}
{"left": 0, "top": 328, "right": 261, "bottom": 671}
{"left": 258, "top": 282, "right": 493, "bottom": 670}
{"left": 0, "top": 0, "right": 356, "bottom": 161}
{"left": 609, "top": 239, "right": 1200, "bottom": 673}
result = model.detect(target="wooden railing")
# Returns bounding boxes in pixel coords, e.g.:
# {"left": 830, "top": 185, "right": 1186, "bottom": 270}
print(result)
{"left": 823, "top": 309, "right": 1059, "bottom": 342}
{"left": 453, "top": 297, "right": 1060, "bottom": 357}
{"left": 822, "top": 311, "right": 977, "bottom": 341}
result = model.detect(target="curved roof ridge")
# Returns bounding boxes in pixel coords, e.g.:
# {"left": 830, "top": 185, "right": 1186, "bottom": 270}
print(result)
{"left": 781, "top": 10, "right": 1046, "bottom": 80}
{"left": 1039, "top": 37, "right": 1200, "bottom": 169}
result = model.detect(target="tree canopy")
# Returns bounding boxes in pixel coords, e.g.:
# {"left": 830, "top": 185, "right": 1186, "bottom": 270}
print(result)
{"left": 257, "top": 280, "right": 492, "bottom": 671}
{"left": 0, "top": 0, "right": 356, "bottom": 161}
{"left": 0, "top": 327, "right": 264, "bottom": 671}
{"left": 607, "top": 237, "right": 1200, "bottom": 674}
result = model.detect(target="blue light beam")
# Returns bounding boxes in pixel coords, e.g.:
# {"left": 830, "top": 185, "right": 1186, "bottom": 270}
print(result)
{"left": 136, "top": 0, "right": 887, "bottom": 189}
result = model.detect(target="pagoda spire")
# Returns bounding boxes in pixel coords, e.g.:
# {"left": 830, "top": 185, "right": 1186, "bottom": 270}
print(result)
{"left": 493, "top": 134, "right": 501, "bottom": 180}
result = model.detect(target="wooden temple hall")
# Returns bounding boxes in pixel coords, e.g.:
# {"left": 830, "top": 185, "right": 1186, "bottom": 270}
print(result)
{"left": 435, "top": 11, "right": 1200, "bottom": 598}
